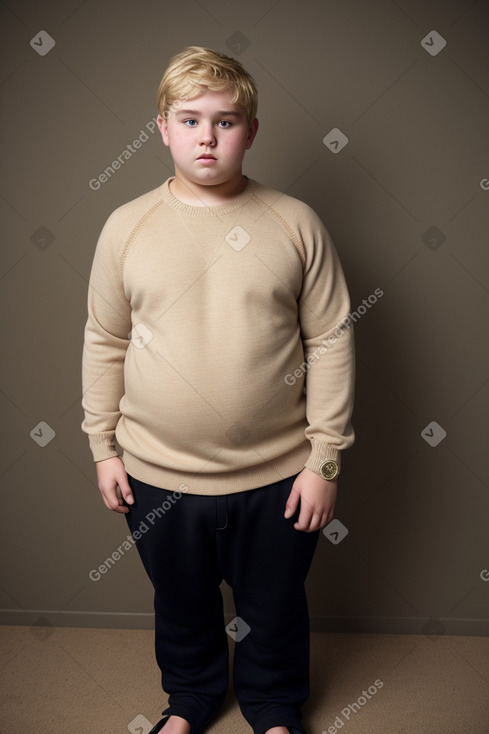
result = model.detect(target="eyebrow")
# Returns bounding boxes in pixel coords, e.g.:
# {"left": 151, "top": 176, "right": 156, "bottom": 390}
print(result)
{"left": 175, "top": 109, "right": 243, "bottom": 117}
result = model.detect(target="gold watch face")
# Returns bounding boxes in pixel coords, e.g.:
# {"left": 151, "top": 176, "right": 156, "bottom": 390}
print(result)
{"left": 320, "top": 459, "right": 339, "bottom": 481}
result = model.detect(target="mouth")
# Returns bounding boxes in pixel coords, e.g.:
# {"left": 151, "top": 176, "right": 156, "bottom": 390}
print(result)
{"left": 197, "top": 154, "right": 217, "bottom": 160}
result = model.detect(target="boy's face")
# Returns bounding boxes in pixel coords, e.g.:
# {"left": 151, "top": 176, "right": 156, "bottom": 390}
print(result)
{"left": 157, "top": 88, "right": 258, "bottom": 191}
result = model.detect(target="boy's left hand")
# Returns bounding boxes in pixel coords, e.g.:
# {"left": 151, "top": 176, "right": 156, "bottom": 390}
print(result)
{"left": 284, "top": 468, "right": 337, "bottom": 532}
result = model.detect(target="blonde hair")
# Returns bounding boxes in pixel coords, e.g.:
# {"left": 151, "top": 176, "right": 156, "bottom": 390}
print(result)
{"left": 157, "top": 46, "right": 258, "bottom": 124}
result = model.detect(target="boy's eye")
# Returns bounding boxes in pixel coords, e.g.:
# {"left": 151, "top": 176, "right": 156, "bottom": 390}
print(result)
{"left": 182, "top": 119, "right": 232, "bottom": 128}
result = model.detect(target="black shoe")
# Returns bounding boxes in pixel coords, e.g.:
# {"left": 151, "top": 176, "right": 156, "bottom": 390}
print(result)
{"left": 148, "top": 715, "right": 170, "bottom": 734}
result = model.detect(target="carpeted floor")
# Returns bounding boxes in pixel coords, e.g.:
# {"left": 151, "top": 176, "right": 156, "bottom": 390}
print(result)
{"left": 0, "top": 626, "right": 488, "bottom": 733}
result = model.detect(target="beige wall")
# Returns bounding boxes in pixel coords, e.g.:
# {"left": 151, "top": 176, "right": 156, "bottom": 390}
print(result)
{"left": 1, "top": 0, "right": 488, "bottom": 638}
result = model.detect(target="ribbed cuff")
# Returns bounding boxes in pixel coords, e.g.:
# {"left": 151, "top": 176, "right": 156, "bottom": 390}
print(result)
{"left": 88, "top": 431, "right": 121, "bottom": 462}
{"left": 304, "top": 439, "right": 341, "bottom": 476}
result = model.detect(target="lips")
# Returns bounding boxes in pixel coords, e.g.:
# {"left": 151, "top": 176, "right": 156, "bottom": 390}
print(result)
{"left": 198, "top": 154, "right": 216, "bottom": 159}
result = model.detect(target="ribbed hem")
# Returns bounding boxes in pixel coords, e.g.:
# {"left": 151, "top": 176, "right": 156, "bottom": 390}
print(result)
{"left": 120, "top": 442, "right": 311, "bottom": 495}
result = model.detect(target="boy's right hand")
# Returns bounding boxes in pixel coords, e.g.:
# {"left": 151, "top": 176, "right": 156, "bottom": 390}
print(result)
{"left": 95, "top": 456, "right": 134, "bottom": 513}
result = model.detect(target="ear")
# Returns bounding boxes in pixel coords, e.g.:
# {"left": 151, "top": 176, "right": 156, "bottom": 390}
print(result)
{"left": 157, "top": 114, "right": 170, "bottom": 147}
{"left": 245, "top": 117, "right": 259, "bottom": 150}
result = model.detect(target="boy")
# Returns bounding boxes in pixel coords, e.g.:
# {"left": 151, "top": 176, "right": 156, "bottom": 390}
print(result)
{"left": 81, "top": 46, "right": 354, "bottom": 734}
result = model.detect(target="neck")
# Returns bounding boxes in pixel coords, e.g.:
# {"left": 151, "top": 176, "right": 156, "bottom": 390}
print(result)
{"left": 169, "top": 171, "right": 248, "bottom": 207}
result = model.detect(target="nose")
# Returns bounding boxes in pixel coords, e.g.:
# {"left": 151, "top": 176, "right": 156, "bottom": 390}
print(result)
{"left": 199, "top": 124, "right": 216, "bottom": 146}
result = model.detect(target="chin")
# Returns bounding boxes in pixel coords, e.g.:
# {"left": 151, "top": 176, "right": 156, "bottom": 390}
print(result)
{"left": 195, "top": 172, "right": 229, "bottom": 185}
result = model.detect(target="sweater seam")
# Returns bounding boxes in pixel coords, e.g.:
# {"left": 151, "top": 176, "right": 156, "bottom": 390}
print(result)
{"left": 250, "top": 192, "right": 307, "bottom": 269}
{"left": 119, "top": 197, "right": 165, "bottom": 276}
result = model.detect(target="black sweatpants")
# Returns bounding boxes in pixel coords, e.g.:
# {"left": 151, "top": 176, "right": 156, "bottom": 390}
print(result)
{"left": 124, "top": 471, "right": 320, "bottom": 734}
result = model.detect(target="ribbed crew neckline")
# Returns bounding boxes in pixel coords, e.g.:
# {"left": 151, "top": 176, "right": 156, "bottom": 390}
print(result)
{"left": 159, "top": 175, "right": 258, "bottom": 217}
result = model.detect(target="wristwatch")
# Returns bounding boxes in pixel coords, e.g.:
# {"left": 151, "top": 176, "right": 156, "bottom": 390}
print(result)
{"left": 319, "top": 459, "right": 340, "bottom": 481}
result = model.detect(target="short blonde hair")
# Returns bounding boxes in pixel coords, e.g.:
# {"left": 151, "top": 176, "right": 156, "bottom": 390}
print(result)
{"left": 157, "top": 46, "right": 258, "bottom": 124}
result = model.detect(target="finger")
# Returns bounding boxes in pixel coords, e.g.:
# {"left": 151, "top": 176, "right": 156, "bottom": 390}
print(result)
{"left": 319, "top": 512, "right": 330, "bottom": 530}
{"left": 284, "top": 485, "right": 301, "bottom": 518}
{"left": 325, "top": 505, "right": 336, "bottom": 525}
{"left": 112, "top": 497, "right": 130, "bottom": 514}
{"left": 101, "top": 485, "right": 129, "bottom": 514}
{"left": 294, "top": 503, "right": 314, "bottom": 532}
{"left": 297, "top": 507, "right": 328, "bottom": 533}
{"left": 313, "top": 512, "right": 328, "bottom": 532}
{"left": 117, "top": 474, "right": 134, "bottom": 505}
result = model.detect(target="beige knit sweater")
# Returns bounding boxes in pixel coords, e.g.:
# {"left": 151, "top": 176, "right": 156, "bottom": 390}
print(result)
{"left": 81, "top": 176, "right": 355, "bottom": 495}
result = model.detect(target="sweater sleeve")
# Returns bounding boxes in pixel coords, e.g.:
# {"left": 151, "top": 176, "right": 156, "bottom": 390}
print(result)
{"left": 81, "top": 211, "right": 133, "bottom": 462}
{"left": 295, "top": 206, "right": 355, "bottom": 475}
